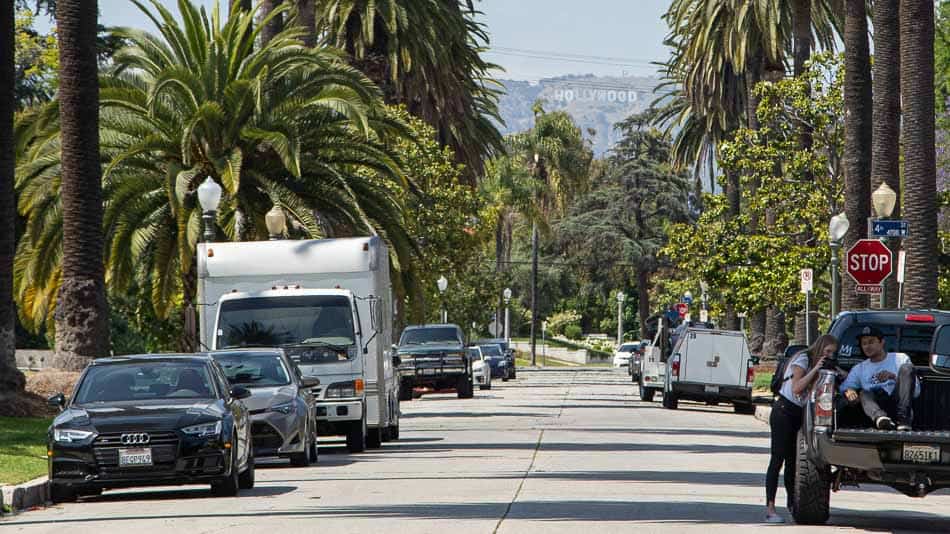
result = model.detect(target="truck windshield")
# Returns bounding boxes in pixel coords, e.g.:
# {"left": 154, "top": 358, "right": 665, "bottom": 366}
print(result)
{"left": 216, "top": 296, "right": 356, "bottom": 353}
{"left": 400, "top": 327, "right": 462, "bottom": 346}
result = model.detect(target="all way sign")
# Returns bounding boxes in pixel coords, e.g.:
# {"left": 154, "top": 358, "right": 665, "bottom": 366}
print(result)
{"left": 846, "top": 239, "right": 893, "bottom": 291}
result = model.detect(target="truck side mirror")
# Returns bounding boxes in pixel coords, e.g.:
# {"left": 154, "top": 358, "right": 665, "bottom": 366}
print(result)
{"left": 392, "top": 355, "right": 401, "bottom": 367}
{"left": 929, "top": 324, "right": 950, "bottom": 375}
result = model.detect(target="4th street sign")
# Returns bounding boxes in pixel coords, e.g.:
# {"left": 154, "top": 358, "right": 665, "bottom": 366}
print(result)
{"left": 871, "top": 219, "right": 909, "bottom": 238}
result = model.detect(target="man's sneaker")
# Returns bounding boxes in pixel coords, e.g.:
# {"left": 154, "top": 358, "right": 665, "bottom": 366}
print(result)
{"left": 876, "top": 416, "right": 896, "bottom": 430}
{"left": 897, "top": 423, "right": 912, "bottom": 431}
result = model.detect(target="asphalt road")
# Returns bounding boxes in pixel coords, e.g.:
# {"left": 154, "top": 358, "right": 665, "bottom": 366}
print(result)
{"left": 4, "top": 368, "right": 950, "bottom": 533}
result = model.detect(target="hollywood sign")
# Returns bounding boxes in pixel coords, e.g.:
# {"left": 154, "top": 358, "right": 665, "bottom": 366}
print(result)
{"left": 551, "top": 87, "right": 642, "bottom": 103}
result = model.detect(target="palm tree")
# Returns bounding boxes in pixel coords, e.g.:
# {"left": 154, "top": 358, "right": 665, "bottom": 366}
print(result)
{"left": 260, "top": 0, "right": 284, "bottom": 44}
{"left": 15, "top": 0, "right": 416, "bottom": 340}
{"left": 901, "top": 0, "right": 938, "bottom": 307}
{"left": 1, "top": 1, "right": 26, "bottom": 398}
{"left": 841, "top": 0, "right": 872, "bottom": 311}
{"left": 52, "top": 0, "right": 110, "bottom": 369}
{"left": 315, "top": 0, "right": 504, "bottom": 181}
{"left": 873, "top": 0, "right": 901, "bottom": 308}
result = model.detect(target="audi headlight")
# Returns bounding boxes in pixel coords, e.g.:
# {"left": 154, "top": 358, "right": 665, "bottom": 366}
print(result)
{"left": 53, "top": 428, "right": 95, "bottom": 443}
{"left": 181, "top": 421, "right": 222, "bottom": 438}
{"left": 269, "top": 401, "right": 296, "bottom": 415}
{"left": 325, "top": 380, "right": 363, "bottom": 398}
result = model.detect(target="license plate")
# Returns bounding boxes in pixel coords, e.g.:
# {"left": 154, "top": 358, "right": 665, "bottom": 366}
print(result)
{"left": 903, "top": 444, "right": 940, "bottom": 464}
{"left": 704, "top": 385, "right": 720, "bottom": 394}
{"left": 118, "top": 447, "right": 153, "bottom": 467}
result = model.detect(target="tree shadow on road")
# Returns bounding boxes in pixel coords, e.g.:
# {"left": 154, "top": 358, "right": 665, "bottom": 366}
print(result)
{"left": 79, "top": 484, "right": 297, "bottom": 504}
{"left": 378, "top": 440, "right": 768, "bottom": 455}
{"left": 12, "top": 499, "right": 947, "bottom": 530}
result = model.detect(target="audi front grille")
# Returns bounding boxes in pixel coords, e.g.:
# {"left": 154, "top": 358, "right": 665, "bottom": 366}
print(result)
{"left": 93, "top": 431, "right": 180, "bottom": 469}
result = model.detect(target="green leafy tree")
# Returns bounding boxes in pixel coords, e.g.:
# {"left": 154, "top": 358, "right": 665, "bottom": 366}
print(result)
{"left": 14, "top": 0, "right": 413, "bottom": 345}
{"left": 663, "top": 54, "right": 844, "bottom": 334}
{"left": 557, "top": 110, "right": 692, "bottom": 339}
{"left": 14, "top": 8, "right": 58, "bottom": 109}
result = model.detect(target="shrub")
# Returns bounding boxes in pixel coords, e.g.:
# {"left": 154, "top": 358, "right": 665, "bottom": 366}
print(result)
{"left": 564, "top": 324, "right": 583, "bottom": 340}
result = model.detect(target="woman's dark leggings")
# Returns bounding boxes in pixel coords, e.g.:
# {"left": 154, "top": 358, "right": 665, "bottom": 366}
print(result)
{"left": 766, "top": 396, "right": 803, "bottom": 505}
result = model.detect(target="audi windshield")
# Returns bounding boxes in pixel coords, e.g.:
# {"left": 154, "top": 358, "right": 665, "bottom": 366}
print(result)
{"left": 73, "top": 362, "right": 217, "bottom": 404}
{"left": 216, "top": 295, "right": 356, "bottom": 353}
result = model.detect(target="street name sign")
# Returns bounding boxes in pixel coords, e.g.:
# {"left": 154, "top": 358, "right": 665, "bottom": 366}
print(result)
{"left": 871, "top": 219, "right": 909, "bottom": 238}
{"left": 846, "top": 239, "right": 893, "bottom": 289}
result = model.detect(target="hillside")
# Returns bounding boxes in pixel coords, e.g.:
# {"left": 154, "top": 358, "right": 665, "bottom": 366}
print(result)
{"left": 496, "top": 74, "right": 663, "bottom": 156}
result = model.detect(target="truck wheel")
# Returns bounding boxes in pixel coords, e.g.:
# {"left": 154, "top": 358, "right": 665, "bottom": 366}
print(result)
{"left": 733, "top": 402, "right": 755, "bottom": 415}
{"left": 398, "top": 380, "right": 413, "bottom": 401}
{"left": 367, "top": 427, "right": 383, "bottom": 449}
{"left": 457, "top": 375, "right": 474, "bottom": 399}
{"left": 791, "top": 429, "right": 831, "bottom": 525}
{"left": 639, "top": 386, "right": 655, "bottom": 402}
{"left": 346, "top": 417, "right": 367, "bottom": 453}
{"left": 662, "top": 392, "right": 678, "bottom": 410}
{"left": 390, "top": 421, "right": 400, "bottom": 440}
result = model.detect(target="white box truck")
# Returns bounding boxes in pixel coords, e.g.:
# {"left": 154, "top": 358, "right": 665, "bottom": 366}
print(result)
{"left": 197, "top": 236, "right": 400, "bottom": 452}
{"left": 661, "top": 328, "right": 756, "bottom": 414}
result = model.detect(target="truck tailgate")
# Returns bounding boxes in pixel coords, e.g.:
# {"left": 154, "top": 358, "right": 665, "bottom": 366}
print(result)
{"left": 680, "top": 331, "right": 748, "bottom": 386}
{"left": 834, "top": 427, "right": 950, "bottom": 445}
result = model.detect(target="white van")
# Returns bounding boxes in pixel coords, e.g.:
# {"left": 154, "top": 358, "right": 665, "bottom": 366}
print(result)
{"left": 197, "top": 237, "right": 400, "bottom": 452}
{"left": 662, "top": 328, "right": 755, "bottom": 414}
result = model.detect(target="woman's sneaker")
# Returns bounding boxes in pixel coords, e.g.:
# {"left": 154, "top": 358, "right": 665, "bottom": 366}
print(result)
{"left": 765, "top": 513, "right": 785, "bottom": 524}
{"left": 876, "top": 416, "right": 896, "bottom": 430}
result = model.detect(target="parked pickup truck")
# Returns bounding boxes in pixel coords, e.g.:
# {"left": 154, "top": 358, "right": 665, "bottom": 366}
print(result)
{"left": 396, "top": 324, "right": 474, "bottom": 400}
{"left": 792, "top": 310, "right": 950, "bottom": 525}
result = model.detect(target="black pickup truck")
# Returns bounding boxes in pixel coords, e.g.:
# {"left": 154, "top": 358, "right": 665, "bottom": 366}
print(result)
{"left": 792, "top": 310, "right": 950, "bottom": 524}
{"left": 395, "top": 324, "right": 474, "bottom": 400}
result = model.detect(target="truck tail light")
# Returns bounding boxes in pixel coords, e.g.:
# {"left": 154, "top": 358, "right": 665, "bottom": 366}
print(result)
{"left": 671, "top": 355, "right": 680, "bottom": 378}
{"left": 814, "top": 371, "right": 836, "bottom": 426}
{"left": 746, "top": 361, "right": 755, "bottom": 385}
{"left": 905, "top": 314, "right": 934, "bottom": 323}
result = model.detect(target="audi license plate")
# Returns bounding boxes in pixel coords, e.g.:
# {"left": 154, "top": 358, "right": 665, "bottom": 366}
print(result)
{"left": 118, "top": 447, "right": 153, "bottom": 467}
{"left": 704, "top": 385, "right": 720, "bottom": 394}
{"left": 902, "top": 444, "right": 940, "bottom": 464}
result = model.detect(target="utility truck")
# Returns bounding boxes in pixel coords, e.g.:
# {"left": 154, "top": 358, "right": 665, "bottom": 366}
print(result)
{"left": 662, "top": 328, "right": 755, "bottom": 414}
{"left": 197, "top": 237, "right": 400, "bottom": 453}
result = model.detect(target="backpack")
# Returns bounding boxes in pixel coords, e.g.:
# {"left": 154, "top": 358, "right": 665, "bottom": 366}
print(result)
{"left": 769, "top": 357, "right": 792, "bottom": 396}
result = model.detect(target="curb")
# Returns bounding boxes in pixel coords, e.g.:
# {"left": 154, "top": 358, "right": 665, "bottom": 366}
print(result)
{"left": 1, "top": 476, "right": 49, "bottom": 514}
{"left": 754, "top": 404, "right": 772, "bottom": 424}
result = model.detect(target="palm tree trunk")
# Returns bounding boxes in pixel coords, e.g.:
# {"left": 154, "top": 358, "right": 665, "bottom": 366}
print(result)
{"left": 900, "top": 0, "right": 937, "bottom": 308}
{"left": 260, "top": 0, "right": 283, "bottom": 45}
{"left": 0, "top": 1, "right": 25, "bottom": 394}
{"left": 873, "top": 0, "right": 901, "bottom": 308}
{"left": 296, "top": 0, "right": 316, "bottom": 47}
{"left": 842, "top": 0, "right": 872, "bottom": 311}
{"left": 52, "top": 0, "right": 111, "bottom": 371}
{"left": 792, "top": 0, "right": 814, "bottom": 336}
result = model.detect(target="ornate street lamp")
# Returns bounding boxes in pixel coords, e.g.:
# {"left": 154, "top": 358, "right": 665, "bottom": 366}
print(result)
{"left": 616, "top": 291, "right": 625, "bottom": 345}
{"left": 197, "top": 177, "right": 222, "bottom": 242}
{"left": 871, "top": 182, "right": 898, "bottom": 219}
{"left": 829, "top": 212, "right": 850, "bottom": 318}
{"left": 503, "top": 287, "right": 512, "bottom": 343}
{"left": 265, "top": 204, "right": 287, "bottom": 240}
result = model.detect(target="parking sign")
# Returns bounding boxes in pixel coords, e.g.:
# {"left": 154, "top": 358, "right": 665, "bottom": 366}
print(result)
{"left": 800, "top": 268, "right": 813, "bottom": 294}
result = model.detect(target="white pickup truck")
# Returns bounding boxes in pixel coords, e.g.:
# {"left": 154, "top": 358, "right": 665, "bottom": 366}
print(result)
{"left": 662, "top": 328, "right": 756, "bottom": 414}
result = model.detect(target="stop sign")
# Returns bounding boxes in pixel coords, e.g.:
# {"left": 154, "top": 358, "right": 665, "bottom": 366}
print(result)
{"left": 846, "top": 239, "right": 893, "bottom": 285}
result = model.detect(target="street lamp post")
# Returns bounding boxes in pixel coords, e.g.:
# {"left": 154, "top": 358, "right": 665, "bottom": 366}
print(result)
{"left": 616, "top": 291, "right": 625, "bottom": 345}
{"left": 437, "top": 275, "right": 448, "bottom": 323}
{"left": 265, "top": 204, "right": 287, "bottom": 240}
{"left": 542, "top": 320, "right": 547, "bottom": 366}
{"left": 871, "top": 183, "right": 898, "bottom": 308}
{"left": 829, "top": 212, "right": 850, "bottom": 318}
{"left": 503, "top": 287, "right": 512, "bottom": 344}
{"left": 197, "top": 177, "right": 222, "bottom": 242}
{"left": 530, "top": 152, "right": 541, "bottom": 367}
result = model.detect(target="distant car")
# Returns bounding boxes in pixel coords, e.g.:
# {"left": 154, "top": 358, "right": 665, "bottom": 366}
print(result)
{"left": 478, "top": 343, "right": 509, "bottom": 380}
{"left": 475, "top": 338, "right": 516, "bottom": 380}
{"left": 46, "top": 354, "right": 255, "bottom": 502}
{"left": 212, "top": 349, "right": 321, "bottom": 467}
{"left": 468, "top": 346, "right": 492, "bottom": 390}
{"left": 613, "top": 342, "right": 641, "bottom": 368}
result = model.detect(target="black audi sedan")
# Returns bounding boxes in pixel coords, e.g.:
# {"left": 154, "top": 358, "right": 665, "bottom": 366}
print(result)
{"left": 47, "top": 354, "right": 255, "bottom": 502}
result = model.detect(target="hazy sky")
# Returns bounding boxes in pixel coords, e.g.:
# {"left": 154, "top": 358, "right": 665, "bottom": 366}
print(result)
{"left": 46, "top": 0, "right": 673, "bottom": 81}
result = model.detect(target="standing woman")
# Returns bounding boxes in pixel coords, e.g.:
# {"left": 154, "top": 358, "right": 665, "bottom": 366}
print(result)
{"left": 765, "top": 334, "right": 840, "bottom": 523}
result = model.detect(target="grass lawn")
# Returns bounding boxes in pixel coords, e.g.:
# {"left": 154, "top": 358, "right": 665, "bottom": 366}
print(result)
{"left": 0, "top": 417, "right": 51, "bottom": 486}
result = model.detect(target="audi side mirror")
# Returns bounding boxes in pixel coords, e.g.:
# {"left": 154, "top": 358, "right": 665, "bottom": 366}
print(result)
{"left": 929, "top": 324, "right": 950, "bottom": 375}
{"left": 48, "top": 393, "right": 66, "bottom": 410}
{"left": 230, "top": 386, "right": 252, "bottom": 400}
